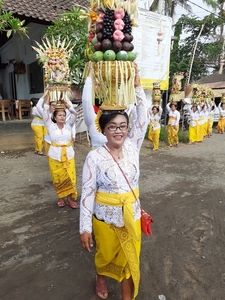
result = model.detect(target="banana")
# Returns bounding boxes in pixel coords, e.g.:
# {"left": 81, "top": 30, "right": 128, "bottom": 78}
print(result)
{"left": 84, "top": 43, "right": 94, "bottom": 62}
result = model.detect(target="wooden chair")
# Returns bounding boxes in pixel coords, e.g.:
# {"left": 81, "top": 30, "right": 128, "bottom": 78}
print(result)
{"left": 16, "top": 100, "right": 31, "bottom": 120}
{"left": 0, "top": 100, "right": 12, "bottom": 122}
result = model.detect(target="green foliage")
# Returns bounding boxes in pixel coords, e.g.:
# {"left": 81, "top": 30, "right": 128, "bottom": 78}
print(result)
{"left": 0, "top": 1, "right": 27, "bottom": 38}
{"left": 159, "top": 126, "right": 168, "bottom": 143}
{"left": 150, "top": 0, "right": 192, "bottom": 18}
{"left": 155, "top": 126, "right": 188, "bottom": 143}
{"left": 170, "top": 13, "right": 224, "bottom": 90}
{"left": 45, "top": 6, "right": 88, "bottom": 88}
{"left": 178, "top": 129, "right": 189, "bottom": 143}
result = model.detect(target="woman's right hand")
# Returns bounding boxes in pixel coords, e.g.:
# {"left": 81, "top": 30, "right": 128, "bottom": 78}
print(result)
{"left": 133, "top": 63, "right": 141, "bottom": 88}
{"left": 80, "top": 232, "right": 93, "bottom": 252}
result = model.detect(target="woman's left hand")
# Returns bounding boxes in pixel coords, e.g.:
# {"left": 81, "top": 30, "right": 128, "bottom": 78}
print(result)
{"left": 80, "top": 232, "right": 93, "bottom": 252}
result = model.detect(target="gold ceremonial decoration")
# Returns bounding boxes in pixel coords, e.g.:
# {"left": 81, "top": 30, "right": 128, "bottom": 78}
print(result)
{"left": 32, "top": 37, "right": 74, "bottom": 105}
{"left": 93, "top": 61, "right": 136, "bottom": 111}
{"left": 152, "top": 82, "right": 161, "bottom": 107}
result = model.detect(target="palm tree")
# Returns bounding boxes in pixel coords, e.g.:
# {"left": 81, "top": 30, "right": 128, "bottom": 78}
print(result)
{"left": 202, "top": 0, "right": 225, "bottom": 38}
{"left": 150, "top": 0, "right": 192, "bottom": 18}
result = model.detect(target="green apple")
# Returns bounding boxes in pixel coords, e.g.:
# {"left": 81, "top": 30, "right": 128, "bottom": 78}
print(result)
{"left": 92, "top": 51, "right": 104, "bottom": 62}
{"left": 103, "top": 50, "right": 116, "bottom": 61}
{"left": 116, "top": 51, "right": 128, "bottom": 61}
{"left": 127, "top": 52, "right": 137, "bottom": 61}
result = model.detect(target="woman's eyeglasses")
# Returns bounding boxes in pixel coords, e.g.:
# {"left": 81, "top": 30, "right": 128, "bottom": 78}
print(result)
{"left": 107, "top": 125, "right": 128, "bottom": 132}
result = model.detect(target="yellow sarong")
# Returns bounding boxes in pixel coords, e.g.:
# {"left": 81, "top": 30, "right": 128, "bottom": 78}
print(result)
{"left": 48, "top": 156, "right": 77, "bottom": 199}
{"left": 48, "top": 141, "right": 77, "bottom": 199}
{"left": 148, "top": 121, "right": 160, "bottom": 150}
{"left": 94, "top": 189, "right": 141, "bottom": 299}
{"left": 188, "top": 119, "right": 198, "bottom": 142}
{"left": 197, "top": 118, "right": 204, "bottom": 142}
{"left": 44, "top": 141, "right": 51, "bottom": 157}
{"left": 31, "top": 118, "right": 47, "bottom": 152}
{"left": 93, "top": 217, "right": 141, "bottom": 300}
{"left": 217, "top": 117, "right": 225, "bottom": 133}
{"left": 207, "top": 117, "right": 213, "bottom": 135}
{"left": 167, "top": 117, "right": 179, "bottom": 144}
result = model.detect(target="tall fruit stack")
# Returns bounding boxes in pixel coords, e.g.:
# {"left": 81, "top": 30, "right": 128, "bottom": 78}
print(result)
{"left": 86, "top": 0, "right": 139, "bottom": 110}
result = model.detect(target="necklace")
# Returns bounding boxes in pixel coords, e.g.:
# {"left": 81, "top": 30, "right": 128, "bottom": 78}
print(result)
{"left": 107, "top": 145, "right": 122, "bottom": 159}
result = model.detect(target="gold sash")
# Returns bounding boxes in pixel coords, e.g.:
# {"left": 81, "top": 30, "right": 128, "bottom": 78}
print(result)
{"left": 168, "top": 116, "right": 176, "bottom": 125}
{"left": 51, "top": 141, "right": 72, "bottom": 167}
{"left": 95, "top": 188, "right": 140, "bottom": 241}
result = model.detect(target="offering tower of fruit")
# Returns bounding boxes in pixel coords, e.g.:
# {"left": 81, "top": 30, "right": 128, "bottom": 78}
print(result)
{"left": 152, "top": 82, "right": 161, "bottom": 107}
{"left": 86, "top": 0, "right": 139, "bottom": 110}
{"left": 169, "top": 74, "right": 184, "bottom": 104}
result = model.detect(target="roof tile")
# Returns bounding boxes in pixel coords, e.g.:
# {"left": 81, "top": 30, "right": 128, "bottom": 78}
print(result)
{"left": 3, "top": 0, "right": 89, "bottom": 22}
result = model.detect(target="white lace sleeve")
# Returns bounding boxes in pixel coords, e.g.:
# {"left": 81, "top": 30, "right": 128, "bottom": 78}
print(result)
{"left": 43, "top": 104, "right": 52, "bottom": 131}
{"left": 79, "top": 151, "right": 97, "bottom": 234}
{"left": 166, "top": 102, "right": 171, "bottom": 113}
{"left": 82, "top": 77, "right": 98, "bottom": 136}
{"left": 66, "top": 108, "right": 76, "bottom": 127}
{"left": 128, "top": 86, "right": 148, "bottom": 150}
{"left": 36, "top": 98, "right": 44, "bottom": 118}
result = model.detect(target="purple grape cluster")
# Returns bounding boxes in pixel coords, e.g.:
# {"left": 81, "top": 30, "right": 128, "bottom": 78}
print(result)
{"left": 122, "top": 12, "right": 132, "bottom": 35}
{"left": 93, "top": 8, "right": 135, "bottom": 57}
{"left": 102, "top": 9, "right": 114, "bottom": 39}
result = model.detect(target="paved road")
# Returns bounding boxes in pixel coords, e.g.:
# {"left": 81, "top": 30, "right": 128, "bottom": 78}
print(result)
{"left": 1, "top": 130, "right": 225, "bottom": 300}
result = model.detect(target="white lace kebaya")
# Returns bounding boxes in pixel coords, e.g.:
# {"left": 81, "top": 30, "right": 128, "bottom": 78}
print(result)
{"left": 79, "top": 86, "right": 148, "bottom": 234}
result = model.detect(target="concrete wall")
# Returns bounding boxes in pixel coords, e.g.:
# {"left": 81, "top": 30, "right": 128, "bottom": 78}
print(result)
{"left": 0, "top": 23, "right": 46, "bottom": 100}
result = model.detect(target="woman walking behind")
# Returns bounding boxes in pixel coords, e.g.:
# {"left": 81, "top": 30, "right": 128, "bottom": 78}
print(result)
{"left": 187, "top": 104, "right": 200, "bottom": 145}
{"left": 80, "top": 64, "right": 148, "bottom": 300}
{"left": 197, "top": 104, "right": 206, "bottom": 142}
{"left": 43, "top": 98, "right": 78, "bottom": 208}
{"left": 206, "top": 103, "right": 216, "bottom": 137}
{"left": 147, "top": 105, "right": 162, "bottom": 150}
{"left": 166, "top": 102, "right": 180, "bottom": 147}
{"left": 217, "top": 102, "right": 225, "bottom": 134}
{"left": 31, "top": 99, "right": 46, "bottom": 155}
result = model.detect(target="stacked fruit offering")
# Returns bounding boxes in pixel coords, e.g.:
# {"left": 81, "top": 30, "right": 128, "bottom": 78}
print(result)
{"left": 90, "top": 7, "right": 137, "bottom": 62}
{"left": 85, "top": 1, "right": 139, "bottom": 109}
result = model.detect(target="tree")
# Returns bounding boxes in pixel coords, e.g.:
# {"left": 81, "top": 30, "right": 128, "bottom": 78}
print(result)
{"left": 0, "top": 0, "right": 27, "bottom": 37}
{"left": 150, "top": 0, "right": 192, "bottom": 18}
{"left": 170, "top": 14, "right": 224, "bottom": 88}
{"left": 44, "top": 6, "right": 88, "bottom": 88}
{"left": 202, "top": 0, "right": 225, "bottom": 38}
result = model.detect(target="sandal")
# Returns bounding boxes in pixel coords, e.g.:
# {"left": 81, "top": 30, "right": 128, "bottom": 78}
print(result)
{"left": 96, "top": 275, "right": 108, "bottom": 299}
{"left": 66, "top": 200, "right": 79, "bottom": 209}
{"left": 37, "top": 152, "right": 45, "bottom": 156}
{"left": 57, "top": 199, "right": 65, "bottom": 208}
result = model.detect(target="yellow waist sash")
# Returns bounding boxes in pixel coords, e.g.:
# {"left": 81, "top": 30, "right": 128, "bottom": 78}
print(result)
{"left": 96, "top": 188, "right": 140, "bottom": 241}
{"left": 51, "top": 141, "right": 72, "bottom": 166}
{"left": 168, "top": 116, "right": 176, "bottom": 125}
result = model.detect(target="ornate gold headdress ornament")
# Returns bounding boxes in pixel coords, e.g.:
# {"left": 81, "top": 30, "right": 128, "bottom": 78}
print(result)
{"left": 32, "top": 37, "right": 74, "bottom": 105}
{"left": 95, "top": 109, "right": 103, "bottom": 132}
{"left": 94, "top": 107, "right": 128, "bottom": 132}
